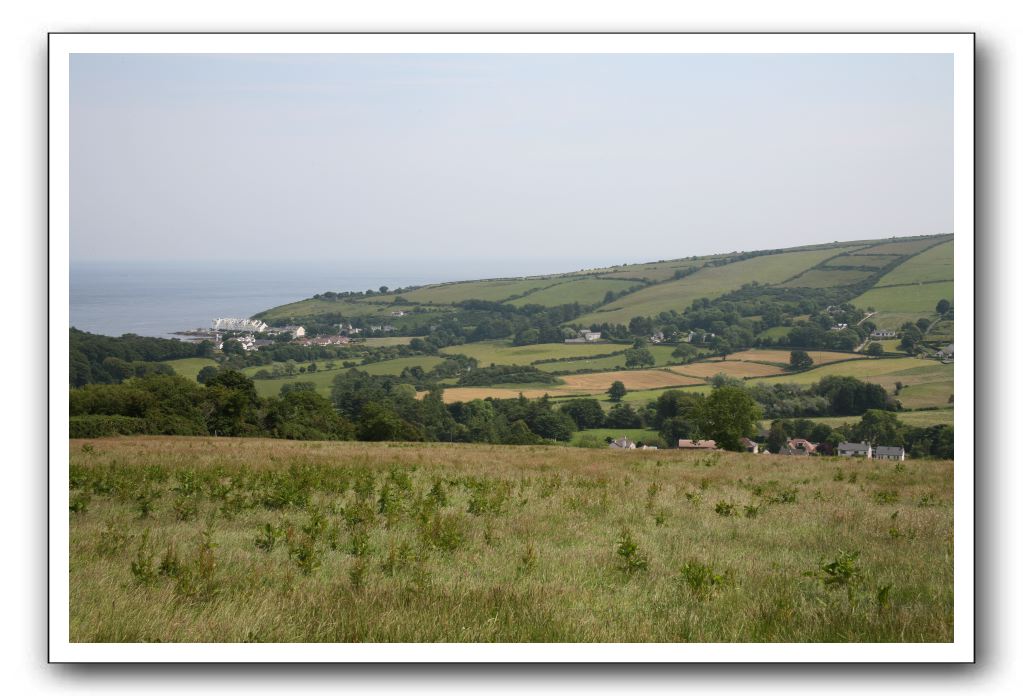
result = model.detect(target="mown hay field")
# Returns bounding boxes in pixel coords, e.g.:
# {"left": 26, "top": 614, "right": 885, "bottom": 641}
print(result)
{"left": 669, "top": 361, "right": 785, "bottom": 380}
{"left": 440, "top": 340, "right": 623, "bottom": 366}
{"left": 560, "top": 369, "right": 705, "bottom": 392}
{"left": 165, "top": 358, "right": 219, "bottom": 383}
{"left": 726, "top": 349, "right": 865, "bottom": 366}
{"left": 68, "top": 437, "right": 954, "bottom": 643}
{"left": 781, "top": 268, "right": 875, "bottom": 289}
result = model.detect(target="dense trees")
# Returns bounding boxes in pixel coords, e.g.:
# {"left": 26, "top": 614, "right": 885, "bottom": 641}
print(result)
{"left": 789, "top": 350, "right": 814, "bottom": 370}
{"left": 691, "top": 385, "right": 763, "bottom": 451}
{"left": 70, "top": 328, "right": 213, "bottom": 387}
{"left": 560, "top": 398, "right": 606, "bottom": 429}
{"left": 607, "top": 380, "right": 627, "bottom": 402}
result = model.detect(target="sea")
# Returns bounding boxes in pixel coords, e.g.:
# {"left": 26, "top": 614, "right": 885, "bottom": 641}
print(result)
{"left": 69, "top": 259, "right": 587, "bottom": 339}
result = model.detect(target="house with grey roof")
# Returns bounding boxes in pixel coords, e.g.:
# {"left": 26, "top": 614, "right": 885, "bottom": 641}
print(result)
{"left": 837, "top": 442, "right": 873, "bottom": 458}
{"left": 609, "top": 437, "right": 636, "bottom": 450}
{"left": 874, "top": 445, "right": 906, "bottom": 461}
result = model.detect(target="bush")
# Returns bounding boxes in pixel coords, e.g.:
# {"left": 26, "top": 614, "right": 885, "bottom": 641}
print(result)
{"left": 69, "top": 415, "right": 150, "bottom": 438}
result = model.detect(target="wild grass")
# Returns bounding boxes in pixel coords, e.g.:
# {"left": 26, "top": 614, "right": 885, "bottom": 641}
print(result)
{"left": 68, "top": 436, "right": 953, "bottom": 643}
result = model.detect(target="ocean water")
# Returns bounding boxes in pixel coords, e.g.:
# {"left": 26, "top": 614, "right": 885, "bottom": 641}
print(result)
{"left": 69, "top": 259, "right": 585, "bottom": 339}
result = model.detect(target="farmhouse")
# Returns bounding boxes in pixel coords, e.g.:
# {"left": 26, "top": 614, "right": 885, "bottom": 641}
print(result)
{"left": 609, "top": 437, "right": 636, "bottom": 450}
{"left": 650, "top": 331, "right": 665, "bottom": 344}
{"left": 874, "top": 446, "right": 906, "bottom": 461}
{"left": 740, "top": 437, "right": 759, "bottom": 454}
{"left": 779, "top": 446, "right": 810, "bottom": 456}
{"left": 565, "top": 330, "right": 602, "bottom": 344}
{"left": 271, "top": 325, "right": 305, "bottom": 338}
{"left": 677, "top": 439, "right": 718, "bottom": 450}
{"left": 787, "top": 438, "right": 818, "bottom": 454}
{"left": 837, "top": 442, "right": 873, "bottom": 458}
{"left": 870, "top": 329, "right": 898, "bottom": 339}
{"left": 830, "top": 323, "right": 848, "bottom": 331}
{"left": 297, "top": 335, "right": 350, "bottom": 347}
{"left": 390, "top": 310, "right": 407, "bottom": 317}
{"left": 937, "top": 343, "right": 954, "bottom": 361}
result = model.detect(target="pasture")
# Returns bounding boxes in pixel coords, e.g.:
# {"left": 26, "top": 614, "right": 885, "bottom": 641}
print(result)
{"left": 559, "top": 369, "right": 705, "bottom": 392}
{"left": 727, "top": 349, "right": 865, "bottom": 366}
{"left": 256, "top": 298, "right": 392, "bottom": 322}
{"left": 850, "top": 237, "right": 948, "bottom": 257}
{"left": 249, "top": 356, "right": 447, "bottom": 398}
{"left": 575, "top": 248, "right": 848, "bottom": 326}
{"left": 852, "top": 282, "right": 954, "bottom": 318}
{"left": 68, "top": 436, "right": 954, "bottom": 643}
{"left": 775, "top": 409, "right": 954, "bottom": 430}
{"left": 569, "top": 428, "right": 660, "bottom": 445}
{"left": 165, "top": 358, "right": 218, "bottom": 383}
{"left": 505, "top": 278, "right": 638, "bottom": 307}
{"left": 874, "top": 240, "right": 953, "bottom": 287}
{"left": 781, "top": 268, "right": 875, "bottom": 288}
{"left": 440, "top": 340, "right": 623, "bottom": 366}
{"left": 396, "top": 278, "right": 559, "bottom": 305}
{"left": 823, "top": 254, "right": 902, "bottom": 269}
{"left": 669, "top": 361, "right": 785, "bottom": 380}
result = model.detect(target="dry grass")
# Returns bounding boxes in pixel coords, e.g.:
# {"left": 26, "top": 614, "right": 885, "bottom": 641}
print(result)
{"left": 669, "top": 361, "right": 785, "bottom": 380}
{"left": 422, "top": 387, "right": 580, "bottom": 403}
{"left": 727, "top": 349, "right": 865, "bottom": 366}
{"left": 68, "top": 436, "right": 954, "bottom": 643}
{"left": 559, "top": 370, "right": 705, "bottom": 392}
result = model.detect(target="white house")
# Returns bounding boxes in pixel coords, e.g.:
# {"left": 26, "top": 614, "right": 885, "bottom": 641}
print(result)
{"left": 837, "top": 442, "right": 872, "bottom": 458}
{"left": 874, "top": 446, "right": 906, "bottom": 461}
{"left": 212, "top": 317, "right": 268, "bottom": 333}
{"left": 609, "top": 437, "right": 636, "bottom": 450}
{"left": 937, "top": 343, "right": 954, "bottom": 361}
{"left": 870, "top": 329, "right": 897, "bottom": 339}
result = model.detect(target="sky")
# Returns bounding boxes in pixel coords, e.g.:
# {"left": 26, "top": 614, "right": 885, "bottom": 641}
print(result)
{"left": 70, "top": 52, "right": 953, "bottom": 272}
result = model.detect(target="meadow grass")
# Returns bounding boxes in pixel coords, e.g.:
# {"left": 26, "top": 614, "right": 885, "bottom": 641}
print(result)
{"left": 505, "top": 278, "right": 639, "bottom": 307}
{"left": 873, "top": 240, "right": 953, "bottom": 287}
{"left": 781, "top": 268, "right": 875, "bottom": 288}
{"left": 249, "top": 356, "right": 448, "bottom": 398}
{"left": 569, "top": 428, "right": 661, "bottom": 445}
{"left": 768, "top": 409, "right": 954, "bottom": 430}
{"left": 397, "top": 278, "right": 561, "bottom": 305}
{"left": 852, "top": 281, "right": 954, "bottom": 316}
{"left": 165, "top": 358, "right": 218, "bottom": 383}
{"left": 850, "top": 237, "right": 948, "bottom": 257}
{"left": 441, "top": 340, "right": 625, "bottom": 366}
{"left": 575, "top": 248, "right": 848, "bottom": 326}
{"left": 68, "top": 436, "right": 953, "bottom": 643}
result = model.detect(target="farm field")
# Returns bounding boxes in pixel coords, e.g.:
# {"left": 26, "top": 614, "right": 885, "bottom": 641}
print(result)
{"left": 505, "top": 278, "right": 638, "bottom": 307}
{"left": 850, "top": 237, "right": 947, "bottom": 257}
{"left": 559, "top": 369, "right": 705, "bottom": 392}
{"left": 165, "top": 358, "right": 218, "bottom": 383}
{"left": 823, "top": 254, "right": 901, "bottom": 269}
{"left": 440, "top": 340, "right": 623, "bottom": 366}
{"left": 773, "top": 409, "right": 955, "bottom": 430}
{"left": 781, "top": 268, "right": 875, "bottom": 288}
{"left": 896, "top": 382, "right": 955, "bottom": 410}
{"left": 426, "top": 387, "right": 580, "bottom": 403}
{"left": 669, "top": 361, "right": 785, "bottom": 380}
{"left": 593, "top": 260, "right": 704, "bottom": 282}
{"left": 359, "top": 337, "right": 414, "bottom": 347}
{"left": 874, "top": 240, "right": 953, "bottom": 287}
{"left": 249, "top": 356, "right": 448, "bottom": 398}
{"left": 534, "top": 344, "right": 697, "bottom": 374}
{"left": 575, "top": 248, "right": 848, "bottom": 326}
{"left": 68, "top": 436, "right": 954, "bottom": 642}
{"left": 727, "top": 349, "right": 865, "bottom": 366}
{"left": 396, "top": 278, "right": 559, "bottom": 305}
{"left": 569, "top": 428, "right": 661, "bottom": 445}
{"left": 852, "top": 281, "right": 954, "bottom": 317}
{"left": 255, "top": 298, "right": 397, "bottom": 322}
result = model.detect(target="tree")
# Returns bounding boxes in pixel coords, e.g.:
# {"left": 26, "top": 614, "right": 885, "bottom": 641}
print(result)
{"left": 853, "top": 409, "right": 903, "bottom": 446}
{"left": 624, "top": 347, "right": 655, "bottom": 368}
{"left": 789, "top": 350, "right": 814, "bottom": 370}
{"left": 605, "top": 403, "right": 643, "bottom": 428}
{"left": 766, "top": 420, "right": 788, "bottom": 454}
{"left": 865, "top": 342, "right": 884, "bottom": 357}
{"left": 560, "top": 398, "right": 606, "bottom": 429}
{"left": 196, "top": 366, "right": 220, "bottom": 384}
{"left": 692, "top": 385, "right": 763, "bottom": 452}
{"left": 607, "top": 380, "right": 627, "bottom": 402}
{"left": 936, "top": 299, "right": 951, "bottom": 315}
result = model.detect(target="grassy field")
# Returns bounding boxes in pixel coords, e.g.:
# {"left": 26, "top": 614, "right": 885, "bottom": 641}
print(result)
{"left": 781, "top": 268, "right": 875, "bottom": 288}
{"left": 569, "top": 428, "right": 661, "bottom": 445}
{"left": 852, "top": 282, "right": 954, "bottom": 316}
{"left": 426, "top": 387, "right": 583, "bottom": 403}
{"left": 560, "top": 369, "right": 705, "bottom": 392}
{"left": 874, "top": 240, "right": 953, "bottom": 287}
{"left": 823, "top": 254, "right": 902, "bottom": 269}
{"left": 505, "top": 278, "right": 638, "bottom": 307}
{"left": 68, "top": 436, "right": 954, "bottom": 642}
{"left": 249, "top": 356, "right": 447, "bottom": 398}
{"left": 850, "top": 237, "right": 948, "bottom": 257}
{"left": 669, "top": 361, "right": 785, "bottom": 380}
{"left": 165, "top": 358, "right": 218, "bottom": 383}
{"left": 256, "top": 298, "right": 396, "bottom": 322}
{"left": 769, "top": 409, "right": 955, "bottom": 430}
{"left": 534, "top": 345, "right": 700, "bottom": 374}
{"left": 576, "top": 248, "right": 847, "bottom": 326}
{"left": 397, "top": 278, "right": 560, "bottom": 305}
{"left": 727, "top": 349, "right": 864, "bottom": 366}
{"left": 440, "top": 340, "right": 624, "bottom": 366}
{"left": 359, "top": 337, "right": 414, "bottom": 347}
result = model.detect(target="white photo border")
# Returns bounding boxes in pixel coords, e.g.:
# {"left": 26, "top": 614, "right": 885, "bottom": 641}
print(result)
{"left": 49, "top": 31, "right": 975, "bottom": 663}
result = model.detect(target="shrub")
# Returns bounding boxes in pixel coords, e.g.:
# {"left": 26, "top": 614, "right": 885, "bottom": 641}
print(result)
{"left": 678, "top": 560, "right": 730, "bottom": 597}
{"left": 615, "top": 528, "right": 648, "bottom": 573}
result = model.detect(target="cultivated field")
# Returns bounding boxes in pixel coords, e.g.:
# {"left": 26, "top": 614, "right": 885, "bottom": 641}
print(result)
{"left": 873, "top": 240, "right": 953, "bottom": 287}
{"left": 576, "top": 248, "right": 849, "bottom": 326}
{"left": 559, "top": 369, "right": 705, "bottom": 392}
{"left": 850, "top": 237, "right": 947, "bottom": 257}
{"left": 396, "top": 278, "right": 559, "bottom": 305}
{"left": 727, "top": 349, "right": 865, "bottom": 366}
{"left": 440, "top": 340, "right": 622, "bottom": 366}
{"left": 669, "top": 361, "right": 785, "bottom": 380}
{"left": 424, "top": 387, "right": 577, "bottom": 403}
{"left": 68, "top": 437, "right": 954, "bottom": 643}
{"left": 505, "top": 278, "right": 638, "bottom": 307}
{"left": 823, "top": 254, "right": 902, "bottom": 269}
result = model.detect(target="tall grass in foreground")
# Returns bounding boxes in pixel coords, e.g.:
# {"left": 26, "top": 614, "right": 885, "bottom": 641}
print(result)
{"left": 68, "top": 437, "right": 953, "bottom": 642}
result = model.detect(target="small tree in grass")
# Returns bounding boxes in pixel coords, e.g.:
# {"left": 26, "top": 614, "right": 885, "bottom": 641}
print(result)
{"left": 607, "top": 380, "right": 627, "bottom": 403}
{"left": 865, "top": 342, "right": 884, "bottom": 357}
{"left": 789, "top": 350, "right": 814, "bottom": 370}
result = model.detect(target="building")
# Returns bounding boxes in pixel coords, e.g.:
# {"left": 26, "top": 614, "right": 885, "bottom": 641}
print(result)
{"left": 390, "top": 310, "right": 407, "bottom": 317}
{"left": 874, "top": 446, "right": 906, "bottom": 461}
{"left": 870, "top": 329, "right": 898, "bottom": 339}
{"left": 787, "top": 438, "right": 818, "bottom": 454}
{"left": 830, "top": 323, "right": 848, "bottom": 331}
{"left": 650, "top": 331, "right": 665, "bottom": 344}
{"left": 739, "top": 437, "right": 759, "bottom": 454}
{"left": 779, "top": 446, "right": 810, "bottom": 456}
{"left": 677, "top": 439, "right": 718, "bottom": 450}
{"left": 296, "top": 335, "right": 351, "bottom": 347}
{"left": 566, "top": 330, "right": 602, "bottom": 344}
{"left": 609, "top": 437, "right": 636, "bottom": 450}
{"left": 212, "top": 317, "right": 268, "bottom": 333}
{"left": 937, "top": 343, "right": 954, "bottom": 361}
{"left": 837, "top": 442, "right": 873, "bottom": 458}
{"left": 277, "top": 325, "right": 305, "bottom": 338}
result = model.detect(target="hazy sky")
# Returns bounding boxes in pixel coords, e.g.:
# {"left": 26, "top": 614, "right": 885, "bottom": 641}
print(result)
{"left": 70, "top": 53, "right": 952, "bottom": 270}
